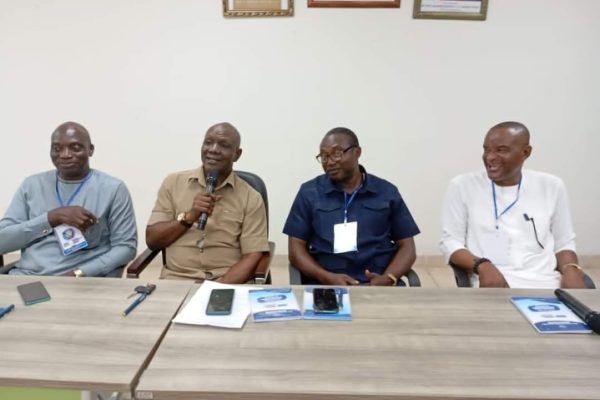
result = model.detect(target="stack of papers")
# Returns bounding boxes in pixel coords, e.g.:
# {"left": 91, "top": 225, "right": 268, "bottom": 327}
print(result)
{"left": 511, "top": 296, "right": 591, "bottom": 334}
{"left": 173, "top": 280, "right": 252, "bottom": 329}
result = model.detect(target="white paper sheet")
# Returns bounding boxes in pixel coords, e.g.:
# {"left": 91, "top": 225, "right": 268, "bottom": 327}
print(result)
{"left": 172, "top": 280, "right": 253, "bottom": 329}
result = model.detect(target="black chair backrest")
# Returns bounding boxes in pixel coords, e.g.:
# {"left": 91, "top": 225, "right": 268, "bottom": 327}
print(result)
{"left": 235, "top": 170, "right": 269, "bottom": 231}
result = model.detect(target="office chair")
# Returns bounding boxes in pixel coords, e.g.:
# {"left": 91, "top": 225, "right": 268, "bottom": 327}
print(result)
{"left": 288, "top": 263, "right": 421, "bottom": 286}
{"left": 449, "top": 263, "right": 596, "bottom": 289}
{"left": 126, "top": 170, "right": 274, "bottom": 284}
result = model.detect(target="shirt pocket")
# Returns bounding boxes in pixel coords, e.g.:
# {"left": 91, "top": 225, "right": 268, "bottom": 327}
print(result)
{"left": 210, "top": 209, "right": 243, "bottom": 246}
{"left": 314, "top": 202, "right": 342, "bottom": 242}
{"left": 359, "top": 200, "right": 391, "bottom": 237}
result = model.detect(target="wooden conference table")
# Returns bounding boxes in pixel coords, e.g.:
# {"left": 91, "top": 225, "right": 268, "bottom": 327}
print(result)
{"left": 135, "top": 287, "right": 600, "bottom": 400}
{"left": 0, "top": 275, "right": 192, "bottom": 397}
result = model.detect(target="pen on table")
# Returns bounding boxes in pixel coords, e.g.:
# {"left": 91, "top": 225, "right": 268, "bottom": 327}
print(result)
{"left": 0, "top": 304, "right": 15, "bottom": 319}
{"left": 337, "top": 290, "right": 344, "bottom": 310}
{"left": 122, "top": 293, "right": 147, "bottom": 317}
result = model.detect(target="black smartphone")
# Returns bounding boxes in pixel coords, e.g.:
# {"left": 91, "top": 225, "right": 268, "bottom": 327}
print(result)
{"left": 17, "top": 281, "right": 51, "bottom": 306}
{"left": 206, "top": 288, "right": 235, "bottom": 315}
{"left": 313, "top": 288, "right": 339, "bottom": 313}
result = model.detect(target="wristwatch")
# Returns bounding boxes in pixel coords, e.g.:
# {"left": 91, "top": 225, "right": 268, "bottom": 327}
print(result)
{"left": 73, "top": 268, "right": 85, "bottom": 278}
{"left": 472, "top": 257, "right": 491, "bottom": 275}
{"left": 177, "top": 212, "right": 193, "bottom": 228}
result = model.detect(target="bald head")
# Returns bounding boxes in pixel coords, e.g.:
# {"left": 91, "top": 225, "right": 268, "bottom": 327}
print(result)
{"left": 201, "top": 122, "right": 242, "bottom": 180}
{"left": 206, "top": 122, "right": 241, "bottom": 147}
{"left": 487, "top": 121, "right": 530, "bottom": 146}
{"left": 50, "top": 121, "right": 94, "bottom": 180}
{"left": 52, "top": 121, "right": 92, "bottom": 146}
{"left": 482, "top": 121, "right": 532, "bottom": 186}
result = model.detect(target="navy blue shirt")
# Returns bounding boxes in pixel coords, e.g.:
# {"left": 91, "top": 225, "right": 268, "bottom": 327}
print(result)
{"left": 283, "top": 166, "right": 420, "bottom": 284}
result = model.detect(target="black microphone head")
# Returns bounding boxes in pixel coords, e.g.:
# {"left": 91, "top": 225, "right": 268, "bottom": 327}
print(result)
{"left": 206, "top": 170, "right": 219, "bottom": 183}
{"left": 198, "top": 170, "right": 220, "bottom": 231}
{"left": 205, "top": 170, "right": 219, "bottom": 190}
{"left": 523, "top": 213, "right": 530, "bottom": 221}
{"left": 586, "top": 313, "right": 600, "bottom": 335}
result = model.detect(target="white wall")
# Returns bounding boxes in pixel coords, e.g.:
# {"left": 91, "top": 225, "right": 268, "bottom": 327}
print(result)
{"left": 1, "top": 0, "right": 599, "bottom": 256}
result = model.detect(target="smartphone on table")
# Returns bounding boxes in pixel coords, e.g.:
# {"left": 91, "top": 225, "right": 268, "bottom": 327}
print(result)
{"left": 206, "top": 288, "right": 235, "bottom": 315}
{"left": 17, "top": 281, "right": 51, "bottom": 305}
{"left": 313, "top": 288, "right": 339, "bottom": 313}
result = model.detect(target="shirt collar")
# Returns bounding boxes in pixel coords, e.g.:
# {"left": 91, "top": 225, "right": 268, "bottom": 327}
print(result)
{"left": 321, "top": 165, "right": 376, "bottom": 194}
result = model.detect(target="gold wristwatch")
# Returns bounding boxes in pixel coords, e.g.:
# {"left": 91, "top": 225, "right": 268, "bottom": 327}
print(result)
{"left": 177, "top": 212, "right": 193, "bottom": 228}
{"left": 73, "top": 268, "right": 85, "bottom": 278}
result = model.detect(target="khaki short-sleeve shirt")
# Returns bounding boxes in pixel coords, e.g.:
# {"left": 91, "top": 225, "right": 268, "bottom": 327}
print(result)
{"left": 148, "top": 168, "right": 269, "bottom": 280}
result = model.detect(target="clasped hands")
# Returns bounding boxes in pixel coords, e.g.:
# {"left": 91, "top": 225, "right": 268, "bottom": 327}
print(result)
{"left": 324, "top": 269, "right": 395, "bottom": 286}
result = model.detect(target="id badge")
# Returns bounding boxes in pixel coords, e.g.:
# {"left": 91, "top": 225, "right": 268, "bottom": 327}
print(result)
{"left": 481, "top": 231, "right": 510, "bottom": 266}
{"left": 54, "top": 224, "right": 88, "bottom": 256}
{"left": 333, "top": 221, "right": 358, "bottom": 254}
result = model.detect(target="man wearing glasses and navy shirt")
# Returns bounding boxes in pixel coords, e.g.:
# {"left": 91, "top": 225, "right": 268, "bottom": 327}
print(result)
{"left": 440, "top": 121, "right": 587, "bottom": 288}
{"left": 283, "top": 127, "right": 420, "bottom": 286}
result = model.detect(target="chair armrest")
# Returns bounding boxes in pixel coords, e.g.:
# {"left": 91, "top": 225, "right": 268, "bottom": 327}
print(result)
{"left": 126, "top": 248, "right": 161, "bottom": 279}
{"left": 288, "top": 263, "right": 302, "bottom": 285}
{"left": 404, "top": 270, "right": 421, "bottom": 287}
{"left": 449, "top": 262, "right": 471, "bottom": 287}
{"left": 0, "top": 261, "right": 17, "bottom": 275}
{"left": 254, "top": 241, "right": 275, "bottom": 285}
{"left": 583, "top": 273, "right": 596, "bottom": 289}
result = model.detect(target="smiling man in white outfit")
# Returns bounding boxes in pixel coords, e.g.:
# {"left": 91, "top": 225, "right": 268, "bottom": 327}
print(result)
{"left": 440, "top": 121, "right": 587, "bottom": 289}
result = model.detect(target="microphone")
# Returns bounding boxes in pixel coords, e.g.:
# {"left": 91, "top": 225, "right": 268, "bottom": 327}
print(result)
{"left": 198, "top": 170, "right": 219, "bottom": 230}
{"left": 555, "top": 289, "right": 600, "bottom": 334}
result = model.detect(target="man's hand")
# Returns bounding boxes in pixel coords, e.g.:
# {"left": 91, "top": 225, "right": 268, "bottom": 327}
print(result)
{"left": 187, "top": 193, "right": 221, "bottom": 221}
{"left": 365, "top": 269, "right": 394, "bottom": 286}
{"left": 560, "top": 266, "right": 586, "bottom": 289}
{"left": 478, "top": 262, "right": 509, "bottom": 288}
{"left": 48, "top": 206, "right": 97, "bottom": 231}
{"left": 323, "top": 272, "right": 360, "bottom": 286}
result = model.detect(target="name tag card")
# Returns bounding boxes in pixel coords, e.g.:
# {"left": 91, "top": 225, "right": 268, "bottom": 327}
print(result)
{"left": 54, "top": 224, "right": 88, "bottom": 256}
{"left": 333, "top": 221, "right": 358, "bottom": 254}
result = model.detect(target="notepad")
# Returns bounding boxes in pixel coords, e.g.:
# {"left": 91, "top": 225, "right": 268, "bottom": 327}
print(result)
{"left": 248, "top": 288, "right": 301, "bottom": 322}
{"left": 511, "top": 296, "right": 591, "bottom": 334}
{"left": 17, "top": 281, "right": 51, "bottom": 305}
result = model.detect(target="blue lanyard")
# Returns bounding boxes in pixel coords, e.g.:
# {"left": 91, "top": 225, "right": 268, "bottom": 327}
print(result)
{"left": 55, "top": 171, "right": 93, "bottom": 207}
{"left": 343, "top": 184, "right": 362, "bottom": 223}
{"left": 492, "top": 176, "right": 522, "bottom": 229}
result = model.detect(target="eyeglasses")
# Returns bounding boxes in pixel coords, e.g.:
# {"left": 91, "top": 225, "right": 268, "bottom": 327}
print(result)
{"left": 316, "top": 145, "right": 357, "bottom": 164}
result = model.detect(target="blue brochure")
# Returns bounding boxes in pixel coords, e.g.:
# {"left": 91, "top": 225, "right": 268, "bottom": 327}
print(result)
{"left": 511, "top": 296, "right": 591, "bottom": 334}
{"left": 303, "top": 287, "right": 352, "bottom": 321}
{"left": 248, "top": 288, "right": 301, "bottom": 322}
